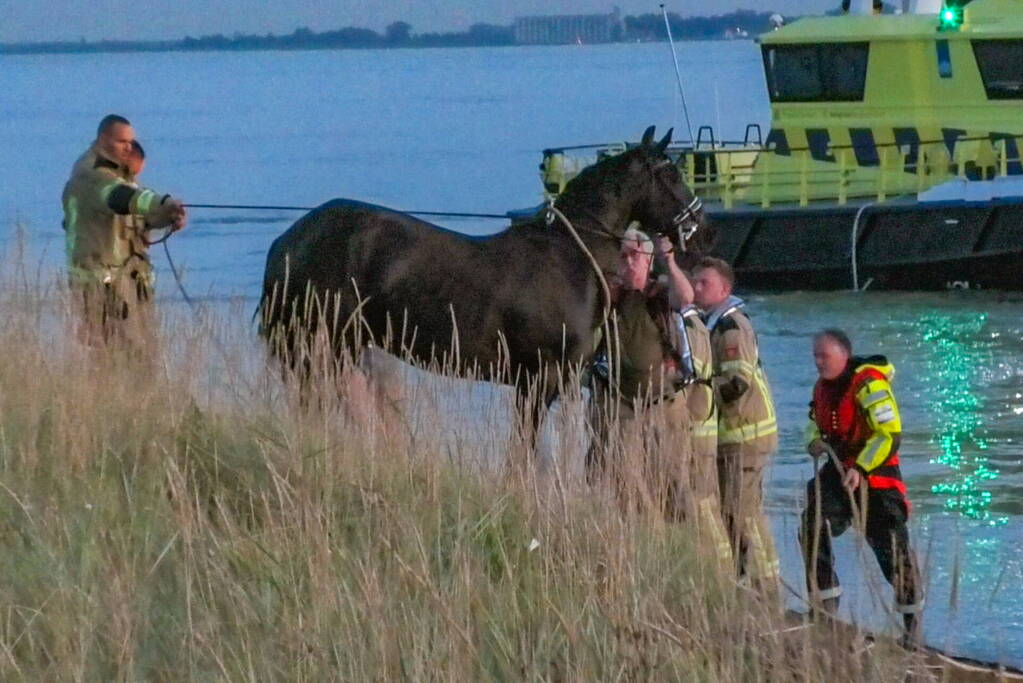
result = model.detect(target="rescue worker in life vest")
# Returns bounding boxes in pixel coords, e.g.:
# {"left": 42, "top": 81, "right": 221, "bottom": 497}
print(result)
{"left": 587, "top": 227, "right": 700, "bottom": 521}
{"left": 62, "top": 114, "right": 187, "bottom": 348}
{"left": 801, "top": 329, "right": 923, "bottom": 643}
{"left": 692, "top": 257, "right": 780, "bottom": 589}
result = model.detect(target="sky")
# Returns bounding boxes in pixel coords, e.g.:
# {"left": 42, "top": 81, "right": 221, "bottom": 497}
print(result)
{"left": 0, "top": 0, "right": 834, "bottom": 43}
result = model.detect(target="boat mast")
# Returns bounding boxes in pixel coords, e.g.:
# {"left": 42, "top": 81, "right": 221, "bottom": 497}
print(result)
{"left": 660, "top": 4, "right": 695, "bottom": 146}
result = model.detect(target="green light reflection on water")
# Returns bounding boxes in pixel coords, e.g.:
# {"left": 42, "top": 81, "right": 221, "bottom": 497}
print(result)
{"left": 919, "top": 313, "right": 1007, "bottom": 525}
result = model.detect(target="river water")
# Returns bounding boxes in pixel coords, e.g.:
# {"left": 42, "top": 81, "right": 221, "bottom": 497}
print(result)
{"left": 2, "top": 41, "right": 1021, "bottom": 666}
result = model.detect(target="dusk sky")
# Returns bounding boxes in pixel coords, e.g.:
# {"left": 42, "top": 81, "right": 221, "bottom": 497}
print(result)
{"left": 0, "top": 1, "right": 836, "bottom": 43}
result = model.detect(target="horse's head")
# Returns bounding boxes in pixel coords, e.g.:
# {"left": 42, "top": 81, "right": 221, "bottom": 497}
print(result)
{"left": 554, "top": 126, "right": 714, "bottom": 258}
{"left": 627, "top": 125, "right": 710, "bottom": 256}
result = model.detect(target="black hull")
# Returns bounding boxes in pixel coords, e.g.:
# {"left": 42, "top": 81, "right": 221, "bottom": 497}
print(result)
{"left": 707, "top": 197, "right": 1023, "bottom": 291}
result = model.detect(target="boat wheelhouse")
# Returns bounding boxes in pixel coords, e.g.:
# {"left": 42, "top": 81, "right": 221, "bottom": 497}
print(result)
{"left": 540, "top": 0, "right": 1023, "bottom": 290}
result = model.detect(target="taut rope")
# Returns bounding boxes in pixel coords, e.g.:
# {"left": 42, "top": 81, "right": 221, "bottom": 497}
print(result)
{"left": 546, "top": 204, "right": 614, "bottom": 329}
{"left": 184, "top": 203, "right": 508, "bottom": 220}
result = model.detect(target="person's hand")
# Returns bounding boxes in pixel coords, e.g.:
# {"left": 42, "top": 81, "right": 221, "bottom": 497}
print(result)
{"left": 166, "top": 198, "right": 187, "bottom": 232}
{"left": 842, "top": 467, "right": 863, "bottom": 492}
{"left": 654, "top": 235, "right": 674, "bottom": 263}
{"left": 807, "top": 438, "right": 829, "bottom": 458}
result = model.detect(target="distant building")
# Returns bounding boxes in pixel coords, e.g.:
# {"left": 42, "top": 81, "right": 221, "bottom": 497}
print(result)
{"left": 513, "top": 8, "right": 623, "bottom": 45}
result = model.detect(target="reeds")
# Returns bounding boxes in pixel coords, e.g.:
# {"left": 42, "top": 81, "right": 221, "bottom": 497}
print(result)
{"left": 0, "top": 255, "right": 919, "bottom": 681}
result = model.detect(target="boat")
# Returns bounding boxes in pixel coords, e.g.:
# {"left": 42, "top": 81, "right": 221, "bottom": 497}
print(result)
{"left": 537, "top": 0, "right": 1023, "bottom": 291}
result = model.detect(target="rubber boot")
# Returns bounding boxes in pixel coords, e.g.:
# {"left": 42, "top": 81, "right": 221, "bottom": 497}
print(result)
{"left": 808, "top": 584, "right": 841, "bottom": 624}
{"left": 822, "top": 596, "right": 840, "bottom": 617}
{"left": 900, "top": 612, "right": 921, "bottom": 650}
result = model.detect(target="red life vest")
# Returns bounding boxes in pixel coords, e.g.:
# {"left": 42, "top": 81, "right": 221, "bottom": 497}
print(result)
{"left": 812, "top": 365, "right": 908, "bottom": 499}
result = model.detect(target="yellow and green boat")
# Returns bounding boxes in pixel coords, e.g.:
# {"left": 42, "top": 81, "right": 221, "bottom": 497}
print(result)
{"left": 541, "top": 0, "right": 1023, "bottom": 290}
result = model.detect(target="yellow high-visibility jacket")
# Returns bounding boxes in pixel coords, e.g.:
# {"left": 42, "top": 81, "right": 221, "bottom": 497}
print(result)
{"left": 682, "top": 306, "right": 717, "bottom": 455}
{"left": 705, "top": 298, "right": 778, "bottom": 454}
{"left": 805, "top": 358, "right": 906, "bottom": 479}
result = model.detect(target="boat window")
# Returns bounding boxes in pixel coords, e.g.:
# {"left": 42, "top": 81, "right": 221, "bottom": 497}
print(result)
{"left": 972, "top": 40, "right": 1023, "bottom": 99}
{"left": 936, "top": 40, "right": 953, "bottom": 79}
{"left": 762, "top": 43, "right": 869, "bottom": 102}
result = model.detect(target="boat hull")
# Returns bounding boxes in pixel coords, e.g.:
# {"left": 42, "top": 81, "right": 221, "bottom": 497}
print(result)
{"left": 707, "top": 198, "right": 1023, "bottom": 291}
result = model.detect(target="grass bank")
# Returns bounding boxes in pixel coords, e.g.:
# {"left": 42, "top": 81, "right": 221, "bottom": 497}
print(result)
{"left": 0, "top": 265, "right": 921, "bottom": 681}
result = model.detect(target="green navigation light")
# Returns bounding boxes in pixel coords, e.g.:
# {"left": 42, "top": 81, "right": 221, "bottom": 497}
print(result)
{"left": 939, "top": 4, "right": 963, "bottom": 30}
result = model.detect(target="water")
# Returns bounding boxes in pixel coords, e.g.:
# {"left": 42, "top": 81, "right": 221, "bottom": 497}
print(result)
{"left": 2, "top": 42, "right": 1021, "bottom": 666}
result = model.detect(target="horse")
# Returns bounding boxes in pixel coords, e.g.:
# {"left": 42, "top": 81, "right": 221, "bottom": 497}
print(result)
{"left": 258, "top": 126, "right": 710, "bottom": 451}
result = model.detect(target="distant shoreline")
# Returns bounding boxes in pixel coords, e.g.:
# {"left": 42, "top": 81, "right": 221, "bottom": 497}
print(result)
{"left": 0, "top": 38, "right": 756, "bottom": 57}
{"left": 1, "top": 10, "right": 778, "bottom": 57}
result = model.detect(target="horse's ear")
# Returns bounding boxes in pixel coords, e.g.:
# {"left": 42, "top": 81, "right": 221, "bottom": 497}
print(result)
{"left": 641, "top": 125, "right": 656, "bottom": 147}
{"left": 656, "top": 128, "right": 673, "bottom": 153}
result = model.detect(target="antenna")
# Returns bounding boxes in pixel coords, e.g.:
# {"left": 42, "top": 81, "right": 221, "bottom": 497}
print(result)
{"left": 660, "top": 4, "right": 695, "bottom": 145}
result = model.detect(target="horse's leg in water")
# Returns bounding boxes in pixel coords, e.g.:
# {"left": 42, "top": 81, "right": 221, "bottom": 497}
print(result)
{"left": 345, "top": 347, "right": 410, "bottom": 442}
{"left": 509, "top": 365, "right": 562, "bottom": 473}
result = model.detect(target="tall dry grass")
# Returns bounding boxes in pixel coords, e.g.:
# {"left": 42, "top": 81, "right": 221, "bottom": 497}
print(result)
{"left": 0, "top": 255, "right": 920, "bottom": 681}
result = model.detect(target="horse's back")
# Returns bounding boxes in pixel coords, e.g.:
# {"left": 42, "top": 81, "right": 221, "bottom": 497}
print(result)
{"left": 259, "top": 198, "right": 601, "bottom": 377}
{"left": 260, "top": 198, "right": 496, "bottom": 334}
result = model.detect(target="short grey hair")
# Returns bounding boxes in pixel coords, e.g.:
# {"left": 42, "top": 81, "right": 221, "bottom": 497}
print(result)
{"left": 621, "top": 224, "right": 653, "bottom": 255}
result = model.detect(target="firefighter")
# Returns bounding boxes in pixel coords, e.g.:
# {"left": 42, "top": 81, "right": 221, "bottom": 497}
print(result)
{"left": 62, "top": 114, "right": 187, "bottom": 349}
{"left": 801, "top": 328, "right": 923, "bottom": 644}
{"left": 679, "top": 297, "right": 733, "bottom": 569}
{"left": 692, "top": 257, "right": 780, "bottom": 589}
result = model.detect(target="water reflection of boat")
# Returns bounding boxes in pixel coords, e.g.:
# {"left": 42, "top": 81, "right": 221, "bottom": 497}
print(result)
{"left": 539, "top": 0, "right": 1023, "bottom": 291}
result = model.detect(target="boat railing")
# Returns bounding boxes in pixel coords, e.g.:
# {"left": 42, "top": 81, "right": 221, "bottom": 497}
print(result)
{"left": 676, "top": 133, "right": 1023, "bottom": 209}
{"left": 540, "top": 133, "right": 1023, "bottom": 206}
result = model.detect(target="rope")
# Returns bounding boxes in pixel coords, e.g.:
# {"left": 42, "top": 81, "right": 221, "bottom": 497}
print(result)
{"left": 805, "top": 443, "right": 872, "bottom": 606}
{"left": 184, "top": 203, "right": 509, "bottom": 220}
{"left": 163, "top": 240, "right": 195, "bottom": 308}
{"left": 546, "top": 205, "right": 613, "bottom": 329}
{"left": 850, "top": 202, "right": 874, "bottom": 291}
{"left": 168, "top": 201, "right": 608, "bottom": 310}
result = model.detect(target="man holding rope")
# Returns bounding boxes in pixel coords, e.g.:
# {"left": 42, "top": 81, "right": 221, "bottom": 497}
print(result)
{"left": 62, "top": 115, "right": 187, "bottom": 349}
{"left": 801, "top": 329, "right": 923, "bottom": 645}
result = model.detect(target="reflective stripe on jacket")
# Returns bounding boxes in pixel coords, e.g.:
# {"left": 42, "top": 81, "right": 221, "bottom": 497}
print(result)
{"left": 806, "top": 357, "right": 908, "bottom": 498}
{"left": 61, "top": 145, "right": 173, "bottom": 282}
{"left": 706, "top": 302, "right": 778, "bottom": 452}
{"left": 682, "top": 307, "right": 717, "bottom": 445}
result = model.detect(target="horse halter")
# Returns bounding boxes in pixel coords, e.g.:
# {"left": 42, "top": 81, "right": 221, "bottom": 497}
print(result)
{"left": 651, "top": 158, "right": 703, "bottom": 246}
{"left": 674, "top": 195, "right": 703, "bottom": 243}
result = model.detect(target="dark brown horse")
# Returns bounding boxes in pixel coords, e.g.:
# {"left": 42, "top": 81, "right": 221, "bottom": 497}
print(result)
{"left": 259, "top": 126, "right": 710, "bottom": 441}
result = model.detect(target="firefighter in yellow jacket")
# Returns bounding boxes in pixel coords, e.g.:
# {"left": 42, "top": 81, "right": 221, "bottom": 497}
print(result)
{"left": 680, "top": 302, "right": 734, "bottom": 569}
{"left": 62, "top": 114, "right": 187, "bottom": 348}
{"left": 693, "top": 257, "right": 780, "bottom": 588}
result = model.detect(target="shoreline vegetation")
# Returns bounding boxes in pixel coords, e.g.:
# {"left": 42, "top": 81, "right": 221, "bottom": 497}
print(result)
{"left": 0, "top": 235, "right": 1016, "bottom": 679}
{"left": 1, "top": 10, "right": 778, "bottom": 56}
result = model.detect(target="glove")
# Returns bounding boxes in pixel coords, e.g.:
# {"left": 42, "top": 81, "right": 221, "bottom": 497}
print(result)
{"left": 165, "top": 197, "right": 187, "bottom": 231}
{"left": 148, "top": 196, "right": 187, "bottom": 231}
{"left": 807, "top": 438, "right": 830, "bottom": 459}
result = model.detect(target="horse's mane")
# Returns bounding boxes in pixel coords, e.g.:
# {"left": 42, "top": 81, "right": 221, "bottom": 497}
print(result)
{"left": 558, "top": 146, "right": 650, "bottom": 206}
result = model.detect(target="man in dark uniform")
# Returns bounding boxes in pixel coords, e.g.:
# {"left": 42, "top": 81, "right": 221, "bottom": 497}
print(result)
{"left": 587, "top": 226, "right": 690, "bottom": 515}
{"left": 587, "top": 228, "right": 731, "bottom": 563}
{"left": 801, "top": 328, "right": 923, "bottom": 645}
